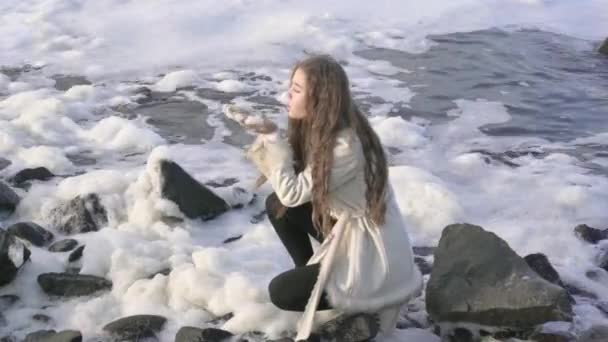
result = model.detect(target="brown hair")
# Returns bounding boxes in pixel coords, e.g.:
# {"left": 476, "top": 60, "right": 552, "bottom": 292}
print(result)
{"left": 276, "top": 55, "right": 388, "bottom": 237}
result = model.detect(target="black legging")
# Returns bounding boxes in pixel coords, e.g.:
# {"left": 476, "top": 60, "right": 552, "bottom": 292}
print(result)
{"left": 266, "top": 193, "right": 333, "bottom": 311}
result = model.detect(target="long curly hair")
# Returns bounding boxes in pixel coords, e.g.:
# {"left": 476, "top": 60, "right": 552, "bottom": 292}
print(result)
{"left": 279, "top": 55, "right": 388, "bottom": 237}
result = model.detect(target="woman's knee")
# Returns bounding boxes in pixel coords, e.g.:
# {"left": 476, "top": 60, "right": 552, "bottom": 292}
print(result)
{"left": 265, "top": 192, "right": 280, "bottom": 218}
{"left": 268, "top": 274, "right": 291, "bottom": 310}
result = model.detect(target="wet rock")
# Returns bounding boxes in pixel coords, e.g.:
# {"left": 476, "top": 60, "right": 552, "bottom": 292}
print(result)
{"left": 413, "top": 246, "right": 436, "bottom": 256}
{"left": 426, "top": 223, "right": 572, "bottom": 329}
{"left": 103, "top": 315, "right": 166, "bottom": 340}
{"left": 137, "top": 100, "right": 214, "bottom": 143}
{"left": 9, "top": 167, "right": 54, "bottom": 186}
{"left": 147, "top": 268, "right": 171, "bottom": 279}
{"left": 24, "top": 330, "right": 81, "bottom": 342}
{"left": 524, "top": 253, "right": 562, "bottom": 286}
{"left": 0, "top": 295, "right": 19, "bottom": 310}
{"left": 196, "top": 88, "right": 253, "bottom": 104}
{"left": 563, "top": 283, "right": 597, "bottom": 300}
{"left": 0, "top": 230, "right": 31, "bottom": 286}
{"left": 48, "top": 239, "right": 78, "bottom": 252}
{"left": 250, "top": 210, "right": 266, "bottom": 224}
{"left": 529, "top": 330, "right": 576, "bottom": 342}
{"left": 574, "top": 224, "right": 608, "bottom": 244}
{"left": 49, "top": 193, "right": 108, "bottom": 235}
{"left": 579, "top": 325, "right": 608, "bottom": 342}
{"left": 599, "top": 38, "right": 608, "bottom": 56}
{"left": 52, "top": 75, "right": 91, "bottom": 91}
{"left": 223, "top": 235, "right": 243, "bottom": 244}
{"left": 0, "top": 181, "right": 20, "bottom": 214}
{"left": 0, "top": 64, "right": 41, "bottom": 81}
{"left": 0, "top": 158, "right": 11, "bottom": 171}
{"left": 159, "top": 160, "right": 229, "bottom": 220}
{"left": 205, "top": 178, "right": 239, "bottom": 188}
{"left": 6, "top": 222, "right": 54, "bottom": 247}
{"left": 32, "top": 314, "right": 52, "bottom": 324}
{"left": 68, "top": 246, "right": 84, "bottom": 262}
{"left": 37, "top": 273, "right": 112, "bottom": 297}
{"left": 175, "top": 327, "right": 233, "bottom": 342}
{"left": 318, "top": 313, "right": 379, "bottom": 342}
{"left": 414, "top": 256, "right": 432, "bottom": 275}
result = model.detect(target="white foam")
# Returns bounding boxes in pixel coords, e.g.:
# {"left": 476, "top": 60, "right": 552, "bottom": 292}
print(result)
{"left": 216, "top": 80, "right": 252, "bottom": 93}
{"left": 153, "top": 70, "right": 198, "bottom": 92}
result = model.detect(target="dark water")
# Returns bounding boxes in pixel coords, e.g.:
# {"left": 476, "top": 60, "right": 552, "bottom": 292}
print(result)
{"left": 355, "top": 28, "right": 608, "bottom": 143}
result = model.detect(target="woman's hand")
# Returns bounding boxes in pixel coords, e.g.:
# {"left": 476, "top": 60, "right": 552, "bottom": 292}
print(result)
{"left": 245, "top": 135, "right": 293, "bottom": 177}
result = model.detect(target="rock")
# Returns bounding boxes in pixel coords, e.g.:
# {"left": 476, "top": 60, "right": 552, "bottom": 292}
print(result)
{"left": 413, "top": 246, "right": 436, "bottom": 256}
{"left": 574, "top": 224, "right": 607, "bottom": 244}
{"left": 0, "top": 295, "right": 19, "bottom": 310}
{"left": 0, "top": 158, "right": 11, "bottom": 171}
{"left": 0, "top": 181, "right": 20, "bottom": 214}
{"left": 9, "top": 167, "right": 54, "bottom": 186}
{"left": 414, "top": 256, "right": 432, "bottom": 275}
{"left": 426, "top": 223, "right": 572, "bottom": 329}
{"left": 48, "top": 239, "right": 78, "bottom": 252}
{"left": 599, "top": 38, "right": 608, "bottom": 56}
{"left": 0, "top": 335, "right": 16, "bottom": 342}
{"left": 204, "top": 178, "right": 239, "bottom": 188}
{"left": 103, "top": 315, "right": 166, "bottom": 340}
{"left": 524, "top": 253, "right": 562, "bottom": 286}
{"left": 223, "top": 235, "right": 242, "bottom": 244}
{"left": 318, "top": 313, "right": 379, "bottom": 342}
{"left": 563, "top": 283, "right": 597, "bottom": 300}
{"left": 6, "top": 222, "right": 54, "bottom": 247}
{"left": 24, "top": 330, "right": 81, "bottom": 342}
{"left": 52, "top": 75, "right": 91, "bottom": 91}
{"left": 147, "top": 268, "right": 171, "bottom": 279}
{"left": 529, "top": 330, "right": 576, "bottom": 342}
{"left": 579, "top": 325, "right": 608, "bottom": 342}
{"left": 49, "top": 193, "right": 108, "bottom": 235}
{"left": 68, "top": 246, "right": 84, "bottom": 262}
{"left": 175, "top": 327, "right": 233, "bottom": 342}
{"left": 0, "top": 230, "right": 31, "bottom": 286}
{"left": 32, "top": 314, "right": 52, "bottom": 324}
{"left": 159, "top": 160, "right": 229, "bottom": 220}
{"left": 37, "top": 273, "right": 112, "bottom": 297}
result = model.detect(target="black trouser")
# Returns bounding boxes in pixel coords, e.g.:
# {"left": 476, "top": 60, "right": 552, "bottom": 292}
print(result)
{"left": 266, "top": 193, "right": 332, "bottom": 311}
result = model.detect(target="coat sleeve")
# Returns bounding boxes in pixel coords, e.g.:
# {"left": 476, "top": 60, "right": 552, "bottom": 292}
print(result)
{"left": 266, "top": 134, "right": 361, "bottom": 207}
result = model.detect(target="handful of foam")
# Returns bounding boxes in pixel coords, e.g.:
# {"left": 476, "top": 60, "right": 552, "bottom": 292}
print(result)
{"left": 222, "top": 104, "right": 279, "bottom": 188}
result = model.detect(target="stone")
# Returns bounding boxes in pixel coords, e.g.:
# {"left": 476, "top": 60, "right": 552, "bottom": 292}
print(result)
{"left": 52, "top": 75, "right": 91, "bottom": 91}
{"left": 48, "top": 239, "right": 78, "bottom": 252}
{"left": 175, "top": 327, "right": 234, "bottom": 342}
{"left": 49, "top": 194, "right": 108, "bottom": 235}
{"left": 24, "top": 330, "right": 81, "bottom": 342}
{"left": 574, "top": 224, "right": 607, "bottom": 244}
{"left": 599, "top": 38, "right": 608, "bottom": 56}
{"left": 579, "top": 325, "right": 608, "bottom": 342}
{"left": 524, "top": 253, "right": 562, "bottom": 285}
{"left": 318, "top": 313, "right": 379, "bottom": 342}
{"left": 159, "top": 160, "right": 229, "bottom": 220}
{"left": 37, "top": 273, "right": 112, "bottom": 297}
{"left": 6, "top": 222, "right": 54, "bottom": 247}
{"left": 0, "top": 230, "right": 31, "bottom": 286}
{"left": 426, "top": 223, "right": 573, "bottom": 328}
{"left": 414, "top": 256, "right": 432, "bottom": 275}
{"left": 9, "top": 167, "right": 54, "bottom": 186}
{"left": 0, "top": 181, "right": 20, "bottom": 214}
{"left": 68, "top": 246, "right": 85, "bottom": 262}
{"left": 103, "top": 315, "right": 166, "bottom": 340}
{"left": 223, "top": 235, "right": 243, "bottom": 244}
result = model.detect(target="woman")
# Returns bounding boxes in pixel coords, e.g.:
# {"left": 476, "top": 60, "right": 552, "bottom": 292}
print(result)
{"left": 246, "top": 55, "right": 422, "bottom": 340}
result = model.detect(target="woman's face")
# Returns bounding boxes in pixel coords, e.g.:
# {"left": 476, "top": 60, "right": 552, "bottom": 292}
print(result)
{"left": 288, "top": 68, "right": 308, "bottom": 119}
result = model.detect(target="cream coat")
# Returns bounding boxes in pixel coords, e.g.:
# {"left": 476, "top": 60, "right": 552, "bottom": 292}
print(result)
{"left": 248, "top": 129, "right": 423, "bottom": 340}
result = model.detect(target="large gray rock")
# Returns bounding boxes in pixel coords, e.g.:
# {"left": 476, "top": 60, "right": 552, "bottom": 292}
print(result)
{"left": 599, "top": 38, "right": 608, "bottom": 56}
{"left": 48, "top": 239, "right": 78, "bottom": 252}
{"left": 37, "top": 273, "right": 111, "bottom": 297}
{"left": 24, "top": 330, "right": 81, "bottom": 342}
{"left": 103, "top": 315, "right": 166, "bottom": 340}
{"left": 49, "top": 194, "right": 108, "bottom": 235}
{"left": 0, "top": 230, "right": 30, "bottom": 286}
{"left": 574, "top": 224, "right": 607, "bottom": 244}
{"left": 426, "top": 223, "right": 572, "bottom": 329}
{"left": 7, "top": 222, "right": 54, "bottom": 247}
{"left": 159, "top": 160, "right": 229, "bottom": 220}
{"left": 0, "top": 181, "right": 20, "bottom": 214}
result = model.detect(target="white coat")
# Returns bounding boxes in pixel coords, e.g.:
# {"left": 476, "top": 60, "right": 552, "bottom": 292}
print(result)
{"left": 248, "top": 128, "right": 423, "bottom": 340}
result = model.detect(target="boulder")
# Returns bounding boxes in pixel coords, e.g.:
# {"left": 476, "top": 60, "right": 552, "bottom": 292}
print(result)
{"left": 37, "top": 273, "right": 111, "bottom": 297}
{"left": 0, "top": 181, "right": 20, "bottom": 214}
{"left": 48, "top": 239, "right": 78, "bottom": 252}
{"left": 159, "top": 160, "right": 229, "bottom": 220}
{"left": 0, "top": 230, "right": 30, "bottom": 286}
{"left": 24, "top": 330, "right": 81, "bottom": 342}
{"left": 103, "top": 315, "right": 166, "bottom": 340}
{"left": 426, "top": 224, "right": 573, "bottom": 329}
{"left": 574, "top": 224, "right": 607, "bottom": 244}
{"left": 49, "top": 194, "right": 108, "bottom": 235}
{"left": 175, "top": 327, "right": 233, "bottom": 342}
{"left": 6, "top": 222, "right": 54, "bottom": 247}
{"left": 9, "top": 167, "right": 54, "bottom": 186}
{"left": 599, "top": 38, "right": 608, "bottom": 56}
